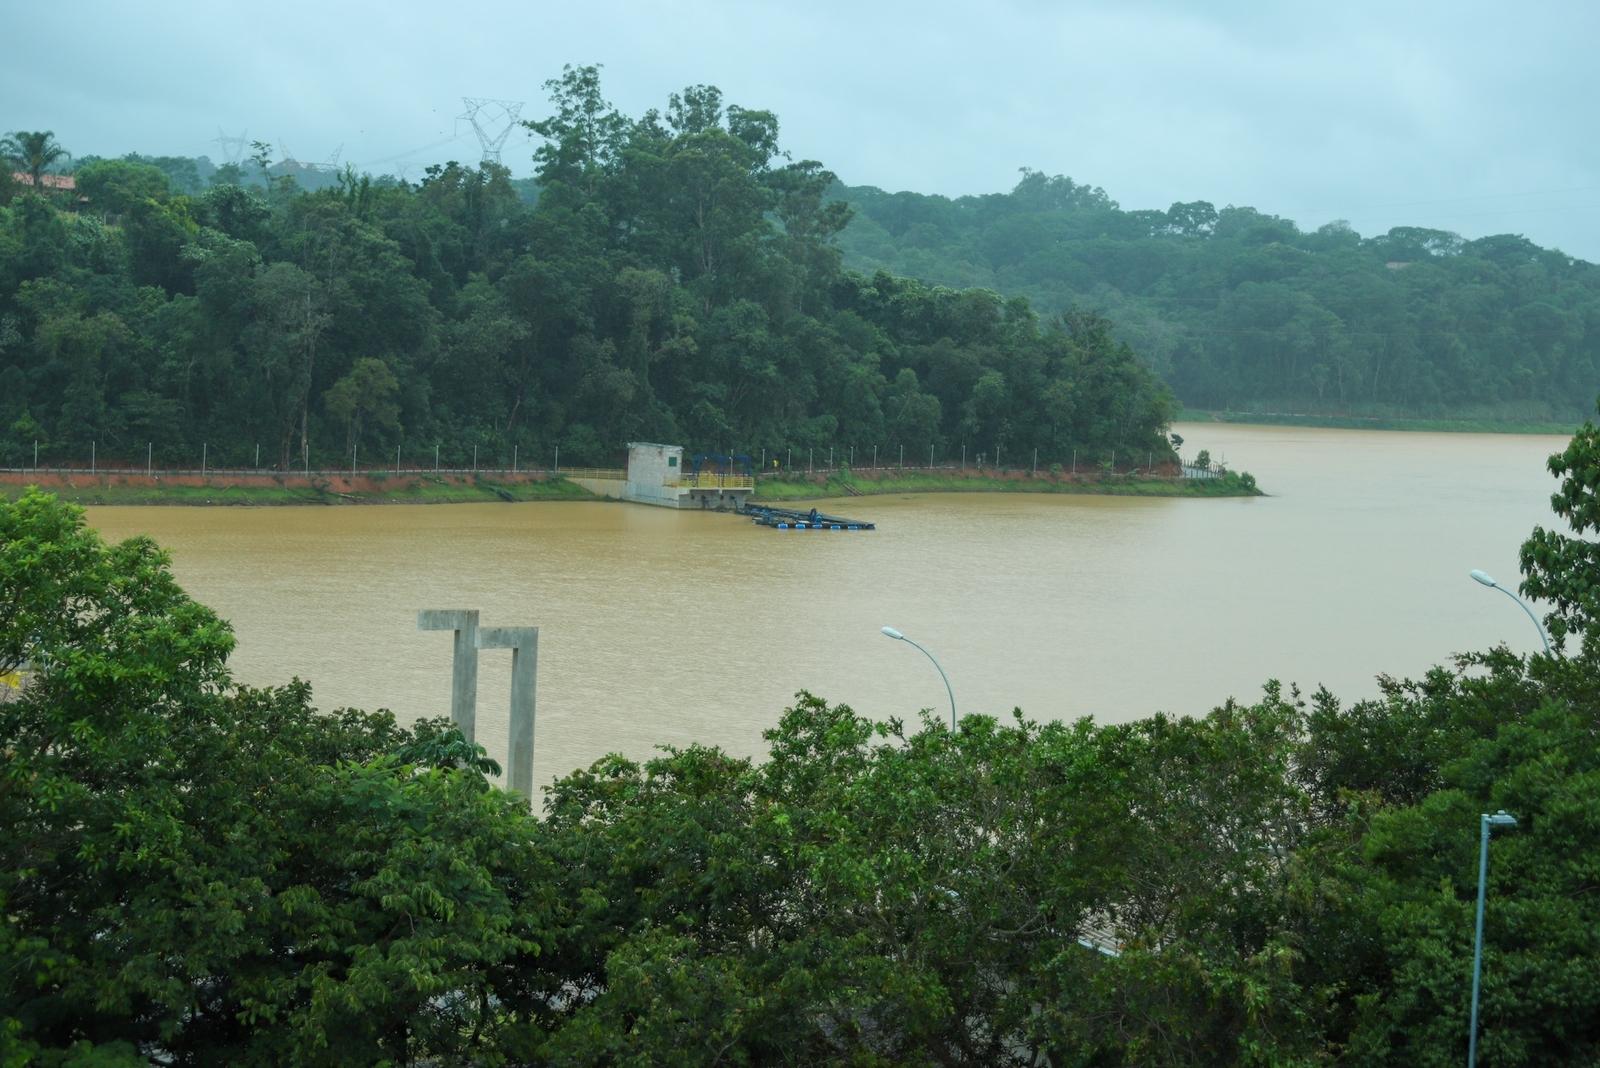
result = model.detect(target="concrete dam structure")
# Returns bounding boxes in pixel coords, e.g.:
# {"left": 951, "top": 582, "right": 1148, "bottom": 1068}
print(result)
{"left": 623, "top": 442, "right": 753, "bottom": 511}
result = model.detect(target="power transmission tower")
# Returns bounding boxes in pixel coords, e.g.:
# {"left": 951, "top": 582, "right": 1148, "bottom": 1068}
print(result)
{"left": 457, "top": 97, "right": 524, "bottom": 165}
{"left": 213, "top": 128, "right": 248, "bottom": 165}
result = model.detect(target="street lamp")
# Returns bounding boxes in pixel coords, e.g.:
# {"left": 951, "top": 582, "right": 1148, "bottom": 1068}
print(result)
{"left": 881, "top": 626, "right": 956, "bottom": 731}
{"left": 1469, "top": 570, "right": 1551, "bottom": 654}
{"left": 1468, "top": 809, "right": 1519, "bottom": 1068}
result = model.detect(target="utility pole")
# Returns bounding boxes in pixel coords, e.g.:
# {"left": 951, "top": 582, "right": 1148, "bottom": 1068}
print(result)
{"left": 458, "top": 97, "right": 526, "bottom": 165}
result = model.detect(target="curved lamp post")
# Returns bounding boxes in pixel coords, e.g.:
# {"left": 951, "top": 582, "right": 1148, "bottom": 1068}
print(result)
{"left": 1468, "top": 809, "right": 1519, "bottom": 1067}
{"left": 1469, "top": 570, "right": 1551, "bottom": 655}
{"left": 881, "top": 626, "right": 956, "bottom": 731}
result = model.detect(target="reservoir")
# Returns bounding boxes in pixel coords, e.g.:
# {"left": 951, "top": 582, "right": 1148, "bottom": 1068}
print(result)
{"left": 84, "top": 423, "right": 1570, "bottom": 790}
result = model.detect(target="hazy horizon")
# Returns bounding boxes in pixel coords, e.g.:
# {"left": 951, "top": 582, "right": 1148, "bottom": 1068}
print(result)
{"left": 6, "top": 0, "right": 1598, "bottom": 260}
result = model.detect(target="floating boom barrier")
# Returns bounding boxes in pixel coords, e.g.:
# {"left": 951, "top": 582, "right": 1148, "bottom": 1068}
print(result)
{"left": 741, "top": 504, "right": 875, "bottom": 530}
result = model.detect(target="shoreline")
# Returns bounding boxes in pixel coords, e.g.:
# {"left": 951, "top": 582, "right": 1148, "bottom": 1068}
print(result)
{"left": 750, "top": 468, "right": 1262, "bottom": 501}
{"left": 1, "top": 466, "right": 1263, "bottom": 506}
{"left": 0, "top": 470, "right": 597, "bottom": 506}
{"left": 1177, "top": 408, "right": 1579, "bottom": 435}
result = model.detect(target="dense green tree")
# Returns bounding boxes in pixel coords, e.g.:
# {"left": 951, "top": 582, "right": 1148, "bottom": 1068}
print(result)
{"left": 0, "top": 78, "right": 1177, "bottom": 473}
{"left": 1, "top": 490, "right": 552, "bottom": 1064}
{"left": 837, "top": 175, "right": 1600, "bottom": 422}
{"left": 1519, "top": 398, "right": 1600, "bottom": 648}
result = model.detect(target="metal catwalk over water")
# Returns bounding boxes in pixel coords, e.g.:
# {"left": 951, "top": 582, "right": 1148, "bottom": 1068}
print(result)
{"left": 741, "top": 504, "right": 875, "bottom": 530}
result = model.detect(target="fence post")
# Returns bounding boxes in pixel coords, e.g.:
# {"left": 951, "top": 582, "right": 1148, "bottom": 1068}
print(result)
{"left": 554, "top": 445, "right": 558, "bottom": 473}
{"left": 808, "top": 448, "right": 813, "bottom": 474}
{"left": 91, "top": 440, "right": 95, "bottom": 475}
{"left": 255, "top": 442, "right": 260, "bottom": 469}
{"left": 872, "top": 445, "right": 876, "bottom": 469}
{"left": 202, "top": 442, "right": 207, "bottom": 477}
{"left": 513, "top": 445, "right": 518, "bottom": 473}
{"left": 473, "top": 445, "right": 478, "bottom": 473}
{"left": 929, "top": 443, "right": 934, "bottom": 468}
{"left": 899, "top": 444, "right": 904, "bottom": 468}
{"left": 1072, "top": 448, "right": 1076, "bottom": 475}
{"left": 147, "top": 442, "right": 152, "bottom": 476}
{"left": 828, "top": 446, "right": 833, "bottom": 468}
{"left": 435, "top": 444, "right": 440, "bottom": 471}
{"left": 352, "top": 444, "right": 357, "bottom": 475}
{"left": 1033, "top": 448, "right": 1038, "bottom": 476}
{"left": 397, "top": 444, "right": 401, "bottom": 474}
{"left": 34, "top": 441, "right": 37, "bottom": 470}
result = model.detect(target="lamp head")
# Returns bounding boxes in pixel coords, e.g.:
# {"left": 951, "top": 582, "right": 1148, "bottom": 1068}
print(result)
{"left": 880, "top": 626, "right": 905, "bottom": 641}
{"left": 1470, "top": 569, "right": 1498, "bottom": 588}
{"left": 1486, "top": 810, "right": 1519, "bottom": 829}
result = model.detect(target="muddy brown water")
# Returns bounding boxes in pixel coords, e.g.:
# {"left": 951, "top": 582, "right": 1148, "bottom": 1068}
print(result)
{"left": 83, "top": 423, "right": 1569, "bottom": 793}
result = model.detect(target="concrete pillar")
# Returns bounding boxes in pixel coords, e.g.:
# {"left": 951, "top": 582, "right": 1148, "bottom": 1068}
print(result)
{"left": 417, "top": 609, "right": 480, "bottom": 742}
{"left": 476, "top": 626, "right": 538, "bottom": 800}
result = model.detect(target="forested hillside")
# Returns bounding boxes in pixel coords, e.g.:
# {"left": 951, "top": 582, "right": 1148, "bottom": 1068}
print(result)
{"left": 0, "top": 72, "right": 1175, "bottom": 470}
{"left": 837, "top": 171, "right": 1600, "bottom": 422}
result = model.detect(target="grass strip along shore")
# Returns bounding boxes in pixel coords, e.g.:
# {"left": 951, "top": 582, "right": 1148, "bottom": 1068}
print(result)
{"left": 751, "top": 466, "right": 1261, "bottom": 502}
{"left": 1, "top": 465, "right": 1261, "bottom": 506}
{"left": 1178, "top": 407, "right": 1579, "bottom": 435}
{"left": 0, "top": 470, "right": 596, "bottom": 506}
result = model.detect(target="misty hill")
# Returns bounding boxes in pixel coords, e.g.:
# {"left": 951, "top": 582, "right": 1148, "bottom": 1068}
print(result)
{"left": 0, "top": 78, "right": 1174, "bottom": 470}
{"left": 835, "top": 172, "right": 1600, "bottom": 423}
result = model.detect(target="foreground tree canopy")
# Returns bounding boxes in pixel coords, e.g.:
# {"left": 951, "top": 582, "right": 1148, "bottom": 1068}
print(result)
{"left": 0, "top": 70, "right": 1175, "bottom": 471}
{"left": 5, "top": 411, "right": 1600, "bottom": 1063}
{"left": 838, "top": 172, "right": 1600, "bottom": 422}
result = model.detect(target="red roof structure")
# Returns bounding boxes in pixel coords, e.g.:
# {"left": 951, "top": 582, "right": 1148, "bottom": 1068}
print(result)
{"left": 10, "top": 172, "right": 77, "bottom": 191}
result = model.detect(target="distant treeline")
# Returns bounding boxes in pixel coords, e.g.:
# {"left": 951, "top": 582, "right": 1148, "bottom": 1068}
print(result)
{"left": 0, "top": 72, "right": 1174, "bottom": 470}
{"left": 837, "top": 171, "right": 1600, "bottom": 422}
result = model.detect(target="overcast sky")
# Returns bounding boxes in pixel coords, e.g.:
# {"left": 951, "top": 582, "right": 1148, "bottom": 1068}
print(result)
{"left": 7, "top": 0, "right": 1599, "bottom": 260}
